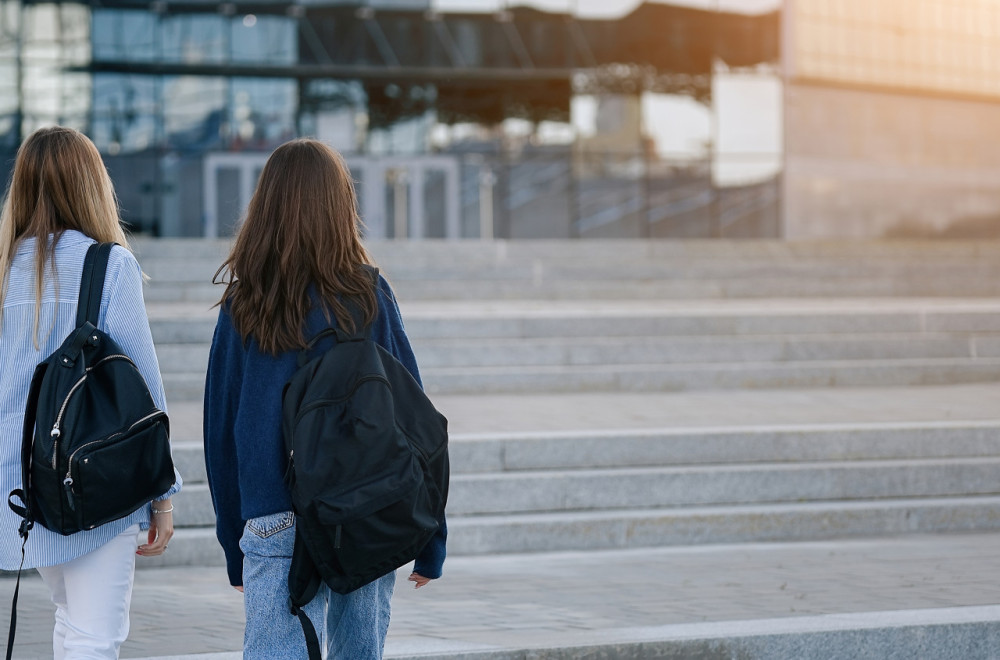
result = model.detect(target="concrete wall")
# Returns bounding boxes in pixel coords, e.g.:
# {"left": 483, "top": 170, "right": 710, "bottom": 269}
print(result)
{"left": 784, "top": 83, "right": 1000, "bottom": 239}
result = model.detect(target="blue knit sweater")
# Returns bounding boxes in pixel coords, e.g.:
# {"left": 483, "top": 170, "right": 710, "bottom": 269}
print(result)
{"left": 203, "top": 276, "right": 446, "bottom": 587}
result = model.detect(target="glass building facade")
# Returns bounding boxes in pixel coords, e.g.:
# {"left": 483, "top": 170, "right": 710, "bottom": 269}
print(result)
{"left": 90, "top": 10, "right": 298, "bottom": 155}
{"left": 0, "top": 1, "right": 783, "bottom": 239}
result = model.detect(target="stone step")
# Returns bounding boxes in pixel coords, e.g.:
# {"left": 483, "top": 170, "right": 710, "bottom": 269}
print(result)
{"left": 145, "top": 284, "right": 223, "bottom": 304}
{"left": 170, "top": 421, "right": 1000, "bottom": 476}
{"left": 132, "top": 239, "right": 1000, "bottom": 273}
{"left": 146, "top": 300, "right": 1000, "bottom": 344}
{"left": 131, "top": 237, "right": 1000, "bottom": 262}
{"left": 142, "top": 275, "right": 1000, "bottom": 302}
{"left": 408, "top": 333, "right": 1000, "bottom": 368}
{"left": 385, "top": 606, "right": 1000, "bottom": 660}
{"left": 148, "top": 495, "right": 1000, "bottom": 567}
{"left": 371, "top": 261, "right": 1000, "bottom": 282}
{"left": 132, "top": 238, "right": 232, "bottom": 261}
{"left": 154, "top": 333, "right": 1000, "bottom": 373}
{"left": 169, "top": 457, "right": 1000, "bottom": 523}
{"left": 420, "top": 357, "right": 1000, "bottom": 395}
{"left": 157, "top": 344, "right": 210, "bottom": 373}
{"left": 131, "top": 238, "right": 1000, "bottom": 301}
{"left": 134, "top": 236, "right": 1000, "bottom": 262}
{"left": 171, "top": 442, "right": 206, "bottom": 484}
{"left": 447, "top": 422, "right": 1000, "bottom": 472}
{"left": 448, "top": 458, "right": 1000, "bottom": 514}
{"left": 171, "top": 484, "right": 214, "bottom": 527}
{"left": 162, "top": 357, "right": 1000, "bottom": 400}
{"left": 138, "top": 255, "right": 1000, "bottom": 285}
{"left": 446, "top": 496, "right": 1000, "bottom": 555}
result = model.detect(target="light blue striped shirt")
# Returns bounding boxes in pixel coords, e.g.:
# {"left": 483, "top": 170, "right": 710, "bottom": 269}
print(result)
{"left": 0, "top": 230, "right": 181, "bottom": 570}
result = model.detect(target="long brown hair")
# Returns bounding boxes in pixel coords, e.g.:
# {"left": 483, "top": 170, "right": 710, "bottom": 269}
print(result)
{"left": 0, "top": 126, "right": 131, "bottom": 344}
{"left": 214, "top": 139, "right": 377, "bottom": 355}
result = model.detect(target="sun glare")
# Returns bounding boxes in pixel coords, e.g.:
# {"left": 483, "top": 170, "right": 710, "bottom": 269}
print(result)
{"left": 793, "top": 0, "right": 1000, "bottom": 98}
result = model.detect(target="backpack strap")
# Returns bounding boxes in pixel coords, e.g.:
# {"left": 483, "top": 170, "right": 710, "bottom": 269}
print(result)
{"left": 295, "top": 267, "right": 381, "bottom": 368}
{"left": 288, "top": 530, "right": 323, "bottom": 660}
{"left": 4, "top": 532, "right": 28, "bottom": 660}
{"left": 76, "top": 243, "right": 114, "bottom": 329}
{"left": 7, "top": 362, "right": 45, "bottom": 533}
{"left": 338, "top": 265, "right": 379, "bottom": 343}
{"left": 4, "top": 365, "right": 49, "bottom": 660}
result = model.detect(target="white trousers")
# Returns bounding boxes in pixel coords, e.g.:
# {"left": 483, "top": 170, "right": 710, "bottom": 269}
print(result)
{"left": 36, "top": 524, "right": 139, "bottom": 660}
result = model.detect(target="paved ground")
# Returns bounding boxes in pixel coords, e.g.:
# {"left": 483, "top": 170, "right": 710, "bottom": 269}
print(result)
{"left": 4, "top": 382, "right": 1000, "bottom": 658}
{"left": 3, "top": 533, "right": 1000, "bottom": 659}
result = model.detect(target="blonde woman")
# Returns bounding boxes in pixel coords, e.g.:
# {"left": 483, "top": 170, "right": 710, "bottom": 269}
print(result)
{"left": 204, "top": 139, "right": 445, "bottom": 659}
{"left": 0, "top": 127, "right": 181, "bottom": 658}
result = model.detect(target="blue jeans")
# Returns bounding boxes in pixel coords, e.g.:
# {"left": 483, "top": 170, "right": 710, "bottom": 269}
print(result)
{"left": 239, "top": 511, "right": 395, "bottom": 660}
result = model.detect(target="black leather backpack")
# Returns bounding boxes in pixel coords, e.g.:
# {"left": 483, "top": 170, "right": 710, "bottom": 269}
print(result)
{"left": 8, "top": 243, "right": 174, "bottom": 537}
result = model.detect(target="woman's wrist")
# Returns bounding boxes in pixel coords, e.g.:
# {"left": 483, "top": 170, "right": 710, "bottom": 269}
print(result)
{"left": 151, "top": 500, "right": 174, "bottom": 514}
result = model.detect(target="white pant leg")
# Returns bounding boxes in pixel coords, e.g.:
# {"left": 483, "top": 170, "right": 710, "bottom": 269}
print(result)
{"left": 37, "top": 525, "right": 139, "bottom": 660}
{"left": 41, "top": 568, "right": 69, "bottom": 660}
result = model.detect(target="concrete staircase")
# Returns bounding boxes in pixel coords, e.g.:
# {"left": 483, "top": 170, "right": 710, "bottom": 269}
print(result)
{"left": 444, "top": 422, "right": 1000, "bottom": 554}
{"left": 129, "top": 238, "right": 1000, "bottom": 568}
{"left": 139, "top": 239, "right": 1000, "bottom": 400}
{"left": 136, "top": 239, "right": 1000, "bottom": 302}
{"left": 153, "top": 297, "right": 1000, "bottom": 398}
{"left": 156, "top": 417, "right": 1000, "bottom": 567}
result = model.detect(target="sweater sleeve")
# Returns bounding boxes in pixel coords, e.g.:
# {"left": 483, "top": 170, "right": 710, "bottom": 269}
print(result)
{"left": 100, "top": 246, "right": 182, "bottom": 501}
{"left": 372, "top": 275, "right": 422, "bottom": 388}
{"left": 372, "top": 275, "right": 447, "bottom": 579}
{"left": 203, "top": 307, "right": 246, "bottom": 587}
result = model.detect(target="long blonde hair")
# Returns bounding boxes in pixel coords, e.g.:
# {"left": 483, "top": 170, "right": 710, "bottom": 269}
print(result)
{"left": 214, "top": 138, "right": 377, "bottom": 356}
{"left": 0, "top": 126, "right": 132, "bottom": 344}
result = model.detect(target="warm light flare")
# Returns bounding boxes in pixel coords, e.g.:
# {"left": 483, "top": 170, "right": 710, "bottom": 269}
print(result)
{"left": 792, "top": 0, "right": 1000, "bottom": 98}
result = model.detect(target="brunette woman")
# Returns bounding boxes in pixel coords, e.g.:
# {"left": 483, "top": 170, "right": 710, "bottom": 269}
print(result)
{"left": 0, "top": 126, "right": 180, "bottom": 658}
{"left": 204, "top": 138, "right": 445, "bottom": 659}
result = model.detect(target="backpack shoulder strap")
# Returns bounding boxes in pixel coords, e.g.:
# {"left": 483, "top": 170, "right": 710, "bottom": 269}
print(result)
{"left": 361, "top": 264, "right": 380, "bottom": 285}
{"left": 296, "top": 266, "right": 382, "bottom": 366}
{"left": 76, "top": 243, "right": 115, "bottom": 328}
{"left": 342, "top": 265, "right": 380, "bottom": 341}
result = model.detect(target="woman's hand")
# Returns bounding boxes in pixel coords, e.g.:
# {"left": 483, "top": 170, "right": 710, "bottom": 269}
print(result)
{"left": 137, "top": 500, "right": 174, "bottom": 557}
{"left": 408, "top": 572, "right": 433, "bottom": 589}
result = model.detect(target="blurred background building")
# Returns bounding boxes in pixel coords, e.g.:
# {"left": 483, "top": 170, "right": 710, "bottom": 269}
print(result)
{"left": 0, "top": 0, "right": 996, "bottom": 240}
{"left": 784, "top": 0, "right": 1000, "bottom": 239}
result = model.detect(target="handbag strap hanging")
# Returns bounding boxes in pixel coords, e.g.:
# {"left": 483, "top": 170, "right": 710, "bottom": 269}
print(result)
{"left": 5, "top": 242, "right": 112, "bottom": 660}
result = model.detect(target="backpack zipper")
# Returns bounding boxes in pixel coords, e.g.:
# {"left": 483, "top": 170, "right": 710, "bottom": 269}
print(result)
{"left": 62, "top": 409, "right": 165, "bottom": 500}
{"left": 50, "top": 354, "right": 138, "bottom": 469}
{"left": 293, "top": 375, "right": 390, "bottom": 426}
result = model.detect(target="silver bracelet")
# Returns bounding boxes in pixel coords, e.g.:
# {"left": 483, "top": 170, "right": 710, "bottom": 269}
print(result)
{"left": 151, "top": 505, "right": 174, "bottom": 514}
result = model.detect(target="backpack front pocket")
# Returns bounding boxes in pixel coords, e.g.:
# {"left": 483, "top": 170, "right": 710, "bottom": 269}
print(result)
{"left": 308, "top": 455, "right": 439, "bottom": 592}
{"left": 65, "top": 412, "right": 173, "bottom": 531}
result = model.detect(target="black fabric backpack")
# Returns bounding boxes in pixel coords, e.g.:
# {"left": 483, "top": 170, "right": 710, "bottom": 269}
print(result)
{"left": 282, "top": 267, "right": 449, "bottom": 659}
{"left": 6, "top": 243, "right": 175, "bottom": 659}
